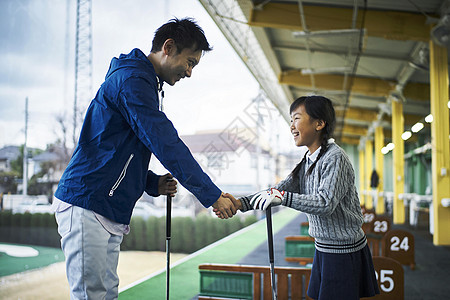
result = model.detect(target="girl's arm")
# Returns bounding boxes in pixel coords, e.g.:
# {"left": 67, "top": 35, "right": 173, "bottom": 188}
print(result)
{"left": 282, "top": 153, "right": 353, "bottom": 216}
{"left": 236, "top": 174, "right": 300, "bottom": 212}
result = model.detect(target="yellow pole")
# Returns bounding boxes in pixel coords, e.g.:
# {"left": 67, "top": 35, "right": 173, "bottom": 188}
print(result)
{"left": 375, "top": 126, "right": 385, "bottom": 214}
{"left": 359, "top": 147, "right": 366, "bottom": 206}
{"left": 365, "top": 139, "right": 374, "bottom": 209}
{"left": 429, "top": 41, "right": 450, "bottom": 246}
{"left": 392, "top": 99, "right": 405, "bottom": 224}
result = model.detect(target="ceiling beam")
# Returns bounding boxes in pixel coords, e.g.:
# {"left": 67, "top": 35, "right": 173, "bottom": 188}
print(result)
{"left": 340, "top": 136, "right": 360, "bottom": 145}
{"left": 280, "top": 70, "right": 430, "bottom": 101}
{"left": 340, "top": 124, "right": 367, "bottom": 136}
{"left": 337, "top": 124, "right": 394, "bottom": 138}
{"left": 272, "top": 44, "right": 408, "bottom": 62}
{"left": 338, "top": 133, "right": 419, "bottom": 145}
{"left": 335, "top": 107, "right": 377, "bottom": 122}
{"left": 249, "top": 3, "right": 431, "bottom": 42}
{"left": 335, "top": 107, "right": 424, "bottom": 127}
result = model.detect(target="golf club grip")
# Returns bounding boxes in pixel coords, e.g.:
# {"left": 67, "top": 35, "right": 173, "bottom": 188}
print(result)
{"left": 166, "top": 195, "right": 172, "bottom": 238}
{"left": 266, "top": 206, "right": 274, "bottom": 264}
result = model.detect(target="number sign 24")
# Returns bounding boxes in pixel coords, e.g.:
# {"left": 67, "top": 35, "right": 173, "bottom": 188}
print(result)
{"left": 390, "top": 236, "right": 409, "bottom": 251}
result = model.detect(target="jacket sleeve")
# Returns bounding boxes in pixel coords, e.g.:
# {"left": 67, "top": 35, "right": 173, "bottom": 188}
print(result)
{"left": 281, "top": 153, "right": 352, "bottom": 216}
{"left": 145, "top": 170, "right": 161, "bottom": 197}
{"left": 116, "top": 76, "right": 221, "bottom": 207}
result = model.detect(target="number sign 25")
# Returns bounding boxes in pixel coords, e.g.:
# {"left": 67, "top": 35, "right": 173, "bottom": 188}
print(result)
{"left": 372, "top": 257, "right": 404, "bottom": 300}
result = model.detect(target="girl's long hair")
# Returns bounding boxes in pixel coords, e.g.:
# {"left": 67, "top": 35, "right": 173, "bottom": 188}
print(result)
{"left": 290, "top": 95, "right": 336, "bottom": 178}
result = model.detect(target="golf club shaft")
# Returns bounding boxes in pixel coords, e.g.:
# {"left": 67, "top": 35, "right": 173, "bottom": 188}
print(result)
{"left": 266, "top": 206, "right": 277, "bottom": 299}
{"left": 166, "top": 194, "right": 172, "bottom": 300}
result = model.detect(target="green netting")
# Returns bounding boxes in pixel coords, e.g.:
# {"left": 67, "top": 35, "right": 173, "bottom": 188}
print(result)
{"left": 285, "top": 240, "right": 315, "bottom": 258}
{"left": 200, "top": 270, "right": 253, "bottom": 299}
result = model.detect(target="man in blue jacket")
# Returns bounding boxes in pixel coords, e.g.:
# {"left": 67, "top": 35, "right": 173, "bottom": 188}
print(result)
{"left": 53, "top": 17, "right": 237, "bottom": 299}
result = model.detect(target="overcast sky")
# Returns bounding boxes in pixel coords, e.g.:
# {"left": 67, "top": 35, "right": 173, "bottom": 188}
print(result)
{"left": 0, "top": 0, "right": 296, "bottom": 154}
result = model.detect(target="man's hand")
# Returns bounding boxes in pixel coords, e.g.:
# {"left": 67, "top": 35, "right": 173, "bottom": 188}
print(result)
{"left": 223, "top": 193, "right": 242, "bottom": 210}
{"left": 212, "top": 194, "right": 237, "bottom": 219}
{"left": 158, "top": 173, "right": 177, "bottom": 196}
{"left": 213, "top": 193, "right": 241, "bottom": 218}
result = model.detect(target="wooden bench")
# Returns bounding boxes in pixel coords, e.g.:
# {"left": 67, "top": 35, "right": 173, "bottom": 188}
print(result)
{"left": 198, "top": 263, "right": 312, "bottom": 300}
{"left": 284, "top": 235, "right": 315, "bottom": 265}
{"left": 367, "top": 233, "right": 385, "bottom": 256}
{"left": 300, "top": 221, "right": 309, "bottom": 236}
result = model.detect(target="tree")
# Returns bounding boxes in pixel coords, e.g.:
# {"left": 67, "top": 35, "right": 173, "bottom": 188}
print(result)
{"left": 0, "top": 171, "right": 18, "bottom": 194}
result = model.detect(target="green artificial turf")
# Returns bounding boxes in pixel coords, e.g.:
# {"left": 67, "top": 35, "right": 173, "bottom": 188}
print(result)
{"left": 0, "top": 243, "right": 65, "bottom": 276}
{"left": 119, "top": 208, "right": 300, "bottom": 299}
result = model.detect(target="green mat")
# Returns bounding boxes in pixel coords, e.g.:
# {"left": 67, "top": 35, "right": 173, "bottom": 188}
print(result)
{"left": 0, "top": 243, "right": 64, "bottom": 276}
{"left": 119, "top": 208, "right": 300, "bottom": 300}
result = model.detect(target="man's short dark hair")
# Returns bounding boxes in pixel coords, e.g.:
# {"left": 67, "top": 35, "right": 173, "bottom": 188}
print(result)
{"left": 151, "top": 17, "right": 212, "bottom": 54}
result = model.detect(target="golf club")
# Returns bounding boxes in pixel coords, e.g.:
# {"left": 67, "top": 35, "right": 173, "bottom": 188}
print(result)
{"left": 266, "top": 205, "right": 277, "bottom": 299}
{"left": 166, "top": 193, "right": 172, "bottom": 300}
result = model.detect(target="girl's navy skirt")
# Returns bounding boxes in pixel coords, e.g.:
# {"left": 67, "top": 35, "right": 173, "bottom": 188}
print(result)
{"left": 307, "top": 243, "right": 380, "bottom": 300}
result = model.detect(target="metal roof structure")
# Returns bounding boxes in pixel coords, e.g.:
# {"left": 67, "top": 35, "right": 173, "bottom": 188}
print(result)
{"left": 199, "top": 0, "right": 449, "bottom": 145}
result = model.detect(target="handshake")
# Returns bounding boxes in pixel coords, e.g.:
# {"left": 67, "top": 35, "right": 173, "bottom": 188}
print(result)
{"left": 158, "top": 174, "right": 284, "bottom": 219}
{"left": 213, "top": 188, "right": 285, "bottom": 219}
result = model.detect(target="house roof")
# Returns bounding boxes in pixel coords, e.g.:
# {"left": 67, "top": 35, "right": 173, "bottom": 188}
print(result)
{"left": 32, "top": 145, "right": 70, "bottom": 163}
{"left": 0, "top": 146, "right": 20, "bottom": 161}
{"left": 180, "top": 131, "right": 270, "bottom": 154}
{"left": 32, "top": 151, "right": 60, "bottom": 162}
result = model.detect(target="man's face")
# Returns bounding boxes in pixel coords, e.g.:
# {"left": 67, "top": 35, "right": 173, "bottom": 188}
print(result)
{"left": 161, "top": 44, "right": 202, "bottom": 86}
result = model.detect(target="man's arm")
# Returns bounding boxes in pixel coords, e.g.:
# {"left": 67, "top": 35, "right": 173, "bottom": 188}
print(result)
{"left": 116, "top": 76, "right": 233, "bottom": 216}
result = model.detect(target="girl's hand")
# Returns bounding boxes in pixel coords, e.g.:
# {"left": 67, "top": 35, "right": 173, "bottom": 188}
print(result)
{"left": 250, "top": 188, "right": 284, "bottom": 210}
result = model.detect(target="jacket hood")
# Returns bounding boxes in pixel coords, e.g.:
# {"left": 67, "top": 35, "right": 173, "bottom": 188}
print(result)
{"left": 105, "top": 48, "right": 155, "bottom": 79}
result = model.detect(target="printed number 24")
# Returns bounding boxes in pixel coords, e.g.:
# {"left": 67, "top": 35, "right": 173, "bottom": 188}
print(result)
{"left": 390, "top": 236, "right": 409, "bottom": 251}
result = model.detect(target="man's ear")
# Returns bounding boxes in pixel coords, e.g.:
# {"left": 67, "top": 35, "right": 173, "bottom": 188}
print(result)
{"left": 316, "top": 119, "right": 326, "bottom": 131}
{"left": 162, "top": 39, "right": 176, "bottom": 56}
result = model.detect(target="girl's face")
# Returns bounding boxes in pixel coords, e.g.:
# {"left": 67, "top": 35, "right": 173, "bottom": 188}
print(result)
{"left": 290, "top": 104, "right": 325, "bottom": 153}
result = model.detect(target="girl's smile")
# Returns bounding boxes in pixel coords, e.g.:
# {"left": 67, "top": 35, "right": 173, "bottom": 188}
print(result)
{"left": 290, "top": 104, "right": 325, "bottom": 154}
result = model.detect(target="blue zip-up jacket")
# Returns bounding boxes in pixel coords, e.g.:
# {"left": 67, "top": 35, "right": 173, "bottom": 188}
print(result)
{"left": 55, "top": 48, "right": 221, "bottom": 224}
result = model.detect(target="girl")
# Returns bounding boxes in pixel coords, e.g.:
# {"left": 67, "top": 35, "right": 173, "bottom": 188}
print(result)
{"left": 224, "top": 95, "right": 379, "bottom": 299}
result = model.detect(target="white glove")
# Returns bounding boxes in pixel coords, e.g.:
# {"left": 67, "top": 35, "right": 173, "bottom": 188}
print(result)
{"left": 250, "top": 188, "right": 285, "bottom": 210}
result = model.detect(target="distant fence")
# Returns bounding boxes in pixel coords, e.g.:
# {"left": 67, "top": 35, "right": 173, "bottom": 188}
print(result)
{"left": 121, "top": 214, "right": 257, "bottom": 252}
{"left": 0, "top": 211, "right": 257, "bottom": 253}
{"left": 0, "top": 211, "right": 60, "bottom": 248}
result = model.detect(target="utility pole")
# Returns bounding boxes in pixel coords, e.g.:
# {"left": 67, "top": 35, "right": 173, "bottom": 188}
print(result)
{"left": 23, "top": 97, "right": 28, "bottom": 196}
{"left": 73, "top": 0, "right": 93, "bottom": 146}
{"left": 254, "top": 93, "right": 264, "bottom": 192}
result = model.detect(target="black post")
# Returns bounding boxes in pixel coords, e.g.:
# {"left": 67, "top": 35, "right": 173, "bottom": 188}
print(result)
{"left": 266, "top": 205, "right": 277, "bottom": 299}
{"left": 166, "top": 194, "right": 172, "bottom": 300}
